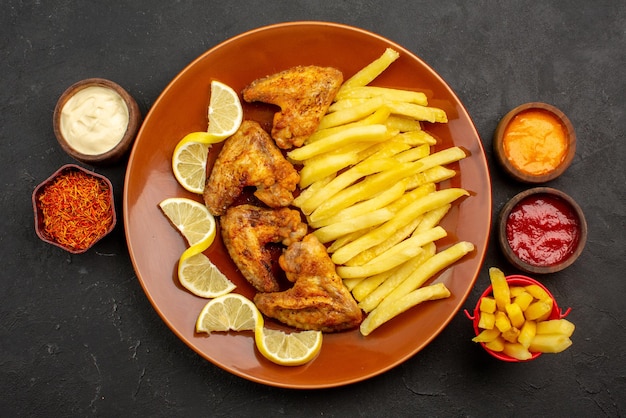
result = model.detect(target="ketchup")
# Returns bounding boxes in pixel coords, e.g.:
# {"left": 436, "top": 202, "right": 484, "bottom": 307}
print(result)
{"left": 505, "top": 194, "right": 580, "bottom": 267}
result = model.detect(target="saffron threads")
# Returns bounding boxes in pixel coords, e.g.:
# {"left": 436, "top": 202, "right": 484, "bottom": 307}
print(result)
{"left": 38, "top": 169, "right": 113, "bottom": 252}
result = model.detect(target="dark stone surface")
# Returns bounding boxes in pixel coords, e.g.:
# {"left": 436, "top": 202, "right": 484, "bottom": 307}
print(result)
{"left": 2, "top": 1, "right": 625, "bottom": 416}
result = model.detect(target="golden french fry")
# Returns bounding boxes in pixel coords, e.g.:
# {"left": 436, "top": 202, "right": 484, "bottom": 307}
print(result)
{"left": 298, "top": 143, "right": 374, "bottom": 188}
{"left": 332, "top": 188, "right": 469, "bottom": 265}
{"left": 358, "top": 139, "right": 412, "bottom": 161}
{"left": 385, "top": 115, "right": 423, "bottom": 132}
{"left": 342, "top": 276, "right": 366, "bottom": 291}
{"left": 386, "top": 101, "right": 448, "bottom": 123}
{"left": 309, "top": 161, "right": 417, "bottom": 222}
{"left": 385, "top": 183, "right": 436, "bottom": 214}
{"left": 394, "top": 144, "right": 431, "bottom": 163}
{"left": 326, "top": 227, "right": 372, "bottom": 253}
{"left": 292, "top": 174, "right": 334, "bottom": 209}
{"left": 306, "top": 106, "right": 392, "bottom": 144}
{"left": 502, "top": 342, "right": 533, "bottom": 361}
{"left": 338, "top": 47, "right": 400, "bottom": 93}
{"left": 317, "top": 97, "right": 385, "bottom": 130}
{"left": 413, "top": 204, "right": 451, "bottom": 233}
{"left": 335, "top": 86, "right": 428, "bottom": 106}
{"left": 344, "top": 213, "right": 423, "bottom": 266}
{"left": 337, "top": 227, "right": 446, "bottom": 279}
{"left": 374, "top": 241, "right": 475, "bottom": 309}
{"left": 489, "top": 267, "right": 511, "bottom": 311}
{"left": 300, "top": 158, "right": 398, "bottom": 215}
{"left": 357, "top": 242, "right": 436, "bottom": 312}
{"left": 310, "top": 181, "right": 406, "bottom": 229}
{"left": 287, "top": 124, "right": 391, "bottom": 161}
{"left": 360, "top": 283, "right": 451, "bottom": 336}
{"left": 535, "top": 319, "right": 575, "bottom": 337}
{"left": 351, "top": 265, "right": 401, "bottom": 302}
{"left": 313, "top": 208, "right": 394, "bottom": 244}
{"left": 529, "top": 334, "right": 573, "bottom": 353}
{"left": 405, "top": 166, "right": 457, "bottom": 191}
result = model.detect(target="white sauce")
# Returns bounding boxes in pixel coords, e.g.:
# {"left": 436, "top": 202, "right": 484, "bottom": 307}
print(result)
{"left": 60, "top": 86, "right": 129, "bottom": 155}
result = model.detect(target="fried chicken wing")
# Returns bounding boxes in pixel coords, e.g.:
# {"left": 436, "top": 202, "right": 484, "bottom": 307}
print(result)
{"left": 221, "top": 204, "right": 308, "bottom": 293}
{"left": 254, "top": 234, "right": 363, "bottom": 332}
{"left": 204, "top": 120, "right": 299, "bottom": 216}
{"left": 242, "top": 66, "right": 343, "bottom": 149}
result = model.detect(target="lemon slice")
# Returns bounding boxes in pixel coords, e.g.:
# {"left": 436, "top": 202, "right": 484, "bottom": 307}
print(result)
{"left": 254, "top": 327, "right": 323, "bottom": 366}
{"left": 207, "top": 80, "right": 244, "bottom": 137}
{"left": 158, "top": 197, "right": 217, "bottom": 251}
{"left": 196, "top": 294, "right": 263, "bottom": 334}
{"left": 172, "top": 141, "right": 211, "bottom": 194}
{"left": 178, "top": 252, "right": 236, "bottom": 298}
{"left": 171, "top": 81, "right": 243, "bottom": 194}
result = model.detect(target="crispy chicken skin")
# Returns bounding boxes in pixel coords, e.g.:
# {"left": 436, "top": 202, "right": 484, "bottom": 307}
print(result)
{"left": 254, "top": 234, "right": 363, "bottom": 332}
{"left": 221, "top": 204, "right": 307, "bottom": 293}
{"left": 242, "top": 66, "right": 343, "bottom": 149}
{"left": 203, "top": 120, "right": 299, "bottom": 216}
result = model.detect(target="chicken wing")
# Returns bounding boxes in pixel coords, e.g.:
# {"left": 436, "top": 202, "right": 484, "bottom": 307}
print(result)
{"left": 242, "top": 66, "right": 343, "bottom": 149}
{"left": 204, "top": 120, "right": 299, "bottom": 216}
{"left": 221, "top": 204, "right": 308, "bottom": 293}
{"left": 254, "top": 234, "right": 363, "bottom": 332}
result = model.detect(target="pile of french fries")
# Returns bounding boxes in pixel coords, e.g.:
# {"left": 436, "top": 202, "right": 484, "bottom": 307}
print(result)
{"left": 473, "top": 268, "right": 575, "bottom": 360}
{"left": 289, "top": 48, "right": 475, "bottom": 336}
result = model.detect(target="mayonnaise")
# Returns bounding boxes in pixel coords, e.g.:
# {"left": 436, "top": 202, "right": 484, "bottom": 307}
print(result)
{"left": 60, "top": 86, "right": 129, "bottom": 155}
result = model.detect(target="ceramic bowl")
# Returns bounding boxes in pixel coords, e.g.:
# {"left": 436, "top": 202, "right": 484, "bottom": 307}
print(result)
{"left": 493, "top": 102, "right": 575, "bottom": 183}
{"left": 32, "top": 164, "right": 116, "bottom": 253}
{"left": 53, "top": 78, "right": 142, "bottom": 165}
{"left": 498, "top": 187, "right": 587, "bottom": 274}
{"left": 467, "top": 274, "right": 571, "bottom": 362}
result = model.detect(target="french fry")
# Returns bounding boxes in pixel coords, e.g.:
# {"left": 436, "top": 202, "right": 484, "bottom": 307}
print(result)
{"left": 338, "top": 47, "right": 400, "bottom": 93}
{"left": 287, "top": 124, "right": 391, "bottom": 161}
{"left": 327, "top": 228, "right": 372, "bottom": 253}
{"left": 405, "top": 166, "right": 457, "bottom": 191}
{"left": 337, "top": 227, "right": 446, "bottom": 279}
{"left": 386, "top": 101, "right": 448, "bottom": 123}
{"left": 298, "top": 143, "right": 374, "bottom": 188}
{"left": 332, "top": 188, "right": 469, "bottom": 265}
{"left": 413, "top": 204, "right": 451, "bottom": 233}
{"left": 489, "top": 267, "right": 511, "bottom": 311}
{"left": 300, "top": 158, "right": 398, "bottom": 215}
{"left": 360, "top": 283, "right": 451, "bottom": 336}
{"left": 317, "top": 97, "right": 385, "bottom": 130}
{"left": 309, "top": 161, "right": 417, "bottom": 222}
{"left": 357, "top": 242, "right": 436, "bottom": 312}
{"left": 373, "top": 241, "right": 474, "bottom": 308}
{"left": 385, "top": 115, "right": 423, "bottom": 132}
{"left": 394, "top": 144, "right": 431, "bottom": 163}
{"left": 313, "top": 208, "right": 394, "bottom": 244}
{"left": 292, "top": 174, "right": 334, "bottom": 209}
{"left": 528, "top": 334, "right": 573, "bottom": 353}
{"left": 535, "top": 319, "right": 575, "bottom": 337}
{"left": 309, "top": 181, "right": 406, "bottom": 229}
{"left": 344, "top": 212, "right": 422, "bottom": 266}
{"left": 335, "top": 85, "right": 429, "bottom": 106}
{"left": 349, "top": 266, "right": 399, "bottom": 300}
{"left": 305, "top": 106, "right": 392, "bottom": 144}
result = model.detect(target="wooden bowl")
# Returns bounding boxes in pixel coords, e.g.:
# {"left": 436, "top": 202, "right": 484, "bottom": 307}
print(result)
{"left": 53, "top": 78, "right": 142, "bottom": 165}
{"left": 494, "top": 102, "right": 575, "bottom": 183}
{"left": 32, "top": 164, "right": 116, "bottom": 254}
{"left": 498, "top": 187, "right": 587, "bottom": 274}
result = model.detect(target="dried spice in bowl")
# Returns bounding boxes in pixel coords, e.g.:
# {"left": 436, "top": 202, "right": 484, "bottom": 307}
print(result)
{"left": 33, "top": 164, "right": 116, "bottom": 253}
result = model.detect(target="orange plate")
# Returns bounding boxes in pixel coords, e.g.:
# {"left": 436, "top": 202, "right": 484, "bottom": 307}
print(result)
{"left": 123, "top": 22, "right": 492, "bottom": 389}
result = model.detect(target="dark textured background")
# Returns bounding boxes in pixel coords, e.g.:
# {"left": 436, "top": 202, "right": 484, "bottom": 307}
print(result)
{"left": 2, "top": 1, "right": 625, "bottom": 416}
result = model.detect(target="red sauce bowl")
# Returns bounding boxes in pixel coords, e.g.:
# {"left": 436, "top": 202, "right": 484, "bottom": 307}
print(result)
{"left": 32, "top": 164, "right": 116, "bottom": 254}
{"left": 466, "top": 274, "right": 571, "bottom": 362}
{"left": 498, "top": 187, "right": 587, "bottom": 274}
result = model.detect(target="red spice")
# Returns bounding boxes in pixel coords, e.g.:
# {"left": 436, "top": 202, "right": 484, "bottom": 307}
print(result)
{"left": 505, "top": 194, "right": 579, "bottom": 267}
{"left": 38, "top": 170, "right": 113, "bottom": 252}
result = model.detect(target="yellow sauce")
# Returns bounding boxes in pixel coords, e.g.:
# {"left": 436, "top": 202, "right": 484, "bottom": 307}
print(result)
{"left": 503, "top": 109, "right": 567, "bottom": 176}
{"left": 60, "top": 86, "right": 129, "bottom": 155}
